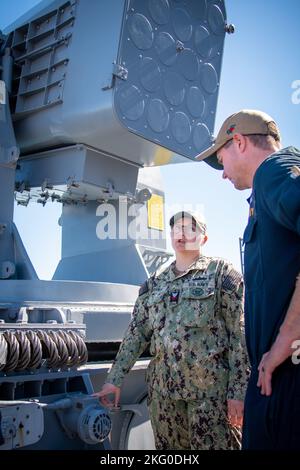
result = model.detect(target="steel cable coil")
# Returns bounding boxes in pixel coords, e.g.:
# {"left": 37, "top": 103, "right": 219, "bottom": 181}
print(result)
{"left": 37, "top": 330, "right": 60, "bottom": 369}
{"left": 48, "top": 330, "right": 69, "bottom": 368}
{"left": 0, "top": 334, "right": 8, "bottom": 371}
{"left": 58, "top": 330, "right": 79, "bottom": 367}
{"left": 26, "top": 330, "right": 43, "bottom": 370}
{"left": 3, "top": 331, "right": 20, "bottom": 372}
{"left": 15, "top": 331, "right": 31, "bottom": 371}
{"left": 68, "top": 330, "right": 88, "bottom": 366}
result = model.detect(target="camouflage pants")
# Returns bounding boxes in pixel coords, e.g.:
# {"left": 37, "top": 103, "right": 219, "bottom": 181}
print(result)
{"left": 148, "top": 394, "right": 241, "bottom": 450}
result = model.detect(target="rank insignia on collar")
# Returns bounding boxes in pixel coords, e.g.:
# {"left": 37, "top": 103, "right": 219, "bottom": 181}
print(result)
{"left": 170, "top": 291, "right": 179, "bottom": 303}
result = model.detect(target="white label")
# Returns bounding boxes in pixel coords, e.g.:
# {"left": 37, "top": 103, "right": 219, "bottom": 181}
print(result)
{"left": 0, "top": 80, "right": 6, "bottom": 105}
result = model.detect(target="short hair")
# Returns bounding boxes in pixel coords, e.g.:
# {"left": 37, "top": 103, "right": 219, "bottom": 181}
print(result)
{"left": 170, "top": 215, "right": 197, "bottom": 229}
{"left": 247, "top": 134, "right": 281, "bottom": 150}
{"left": 223, "top": 139, "right": 233, "bottom": 149}
{"left": 247, "top": 120, "right": 281, "bottom": 149}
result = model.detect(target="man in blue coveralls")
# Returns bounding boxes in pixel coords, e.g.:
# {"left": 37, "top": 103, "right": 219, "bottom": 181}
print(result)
{"left": 196, "top": 109, "right": 300, "bottom": 450}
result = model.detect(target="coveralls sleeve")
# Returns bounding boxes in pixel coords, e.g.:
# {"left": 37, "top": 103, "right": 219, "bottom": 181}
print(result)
{"left": 258, "top": 157, "right": 300, "bottom": 235}
{"left": 220, "top": 264, "right": 250, "bottom": 401}
{"left": 106, "top": 294, "right": 152, "bottom": 387}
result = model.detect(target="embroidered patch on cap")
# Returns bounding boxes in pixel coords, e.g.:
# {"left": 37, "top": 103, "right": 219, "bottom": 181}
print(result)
{"left": 226, "top": 124, "right": 236, "bottom": 135}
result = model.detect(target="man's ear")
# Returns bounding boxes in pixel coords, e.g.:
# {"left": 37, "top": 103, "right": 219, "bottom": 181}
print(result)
{"left": 233, "top": 133, "right": 247, "bottom": 152}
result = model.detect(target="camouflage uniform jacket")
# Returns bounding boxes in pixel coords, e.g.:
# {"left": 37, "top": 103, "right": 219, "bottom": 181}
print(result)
{"left": 106, "top": 256, "right": 249, "bottom": 401}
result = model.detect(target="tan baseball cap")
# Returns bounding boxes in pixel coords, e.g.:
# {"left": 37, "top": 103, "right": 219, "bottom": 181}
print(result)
{"left": 169, "top": 211, "right": 207, "bottom": 234}
{"left": 196, "top": 109, "right": 280, "bottom": 170}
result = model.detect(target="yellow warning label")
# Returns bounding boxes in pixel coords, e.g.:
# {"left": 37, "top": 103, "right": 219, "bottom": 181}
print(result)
{"left": 147, "top": 194, "right": 164, "bottom": 231}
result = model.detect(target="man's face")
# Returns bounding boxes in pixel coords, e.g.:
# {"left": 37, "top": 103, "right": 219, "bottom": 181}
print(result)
{"left": 217, "top": 139, "right": 251, "bottom": 190}
{"left": 171, "top": 217, "right": 205, "bottom": 252}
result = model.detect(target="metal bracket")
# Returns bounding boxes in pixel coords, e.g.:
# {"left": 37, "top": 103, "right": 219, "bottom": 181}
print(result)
{"left": 16, "top": 306, "right": 29, "bottom": 324}
{"left": 41, "top": 179, "right": 53, "bottom": 191}
{"left": 225, "top": 23, "right": 235, "bottom": 34}
{"left": 112, "top": 63, "right": 128, "bottom": 81}
{"left": 107, "top": 404, "right": 143, "bottom": 417}
{"left": 176, "top": 40, "right": 184, "bottom": 52}
{"left": 102, "top": 181, "right": 115, "bottom": 199}
{"left": 102, "top": 62, "right": 128, "bottom": 91}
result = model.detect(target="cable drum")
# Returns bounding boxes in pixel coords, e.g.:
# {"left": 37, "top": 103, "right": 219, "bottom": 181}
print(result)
{"left": 0, "top": 329, "right": 88, "bottom": 371}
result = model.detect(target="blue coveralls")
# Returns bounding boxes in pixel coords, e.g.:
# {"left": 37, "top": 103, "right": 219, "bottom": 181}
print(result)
{"left": 242, "top": 147, "right": 300, "bottom": 449}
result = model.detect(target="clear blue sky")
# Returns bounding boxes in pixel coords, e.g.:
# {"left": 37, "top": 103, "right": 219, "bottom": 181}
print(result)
{"left": 1, "top": 0, "right": 300, "bottom": 278}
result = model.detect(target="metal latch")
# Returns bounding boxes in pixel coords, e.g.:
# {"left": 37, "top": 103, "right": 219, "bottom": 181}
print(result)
{"left": 108, "top": 404, "right": 143, "bottom": 417}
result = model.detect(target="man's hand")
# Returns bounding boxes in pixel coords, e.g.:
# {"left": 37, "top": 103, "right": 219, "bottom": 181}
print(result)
{"left": 227, "top": 399, "right": 244, "bottom": 427}
{"left": 92, "top": 383, "right": 121, "bottom": 408}
{"left": 257, "top": 334, "right": 294, "bottom": 396}
{"left": 257, "top": 275, "right": 300, "bottom": 396}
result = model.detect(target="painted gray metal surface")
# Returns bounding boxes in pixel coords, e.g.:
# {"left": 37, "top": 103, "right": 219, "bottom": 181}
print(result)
{"left": 0, "top": 279, "right": 138, "bottom": 305}
{"left": 0, "top": 361, "right": 152, "bottom": 449}
{"left": 11, "top": 223, "right": 38, "bottom": 280}
{"left": 115, "top": 0, "right": 226, "bottom": 160}
{"left": 0, "top": 279, "right": 138, "bottom": 341}
{"left": 0, "top": 368, "right": 112, "bottom": 449}
{"left": 11, "top": 0, "right": 163, "bottom": 167}
{"left": 15, "top": 145, "right": 169, "bottom": 285}
{"left": 15, "top": 145, "right": 140, "bottom": 201}
{"left": 8, "top": 0, "right": 226, "bottom": 166}
{"left": 0, "top": 401, "right": 44, "bottom": 449}
{"left": 88, "top": 360, "right": 154, "bottom": 450}
{"left": 120, "top": 397, "right": 155, "bottom": 450}
{"left": 0, "top": 81, "right": 20, "bottom": 279}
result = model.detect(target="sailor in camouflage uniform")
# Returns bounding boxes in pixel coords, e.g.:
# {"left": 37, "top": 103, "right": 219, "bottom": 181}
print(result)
{"left": 93, "top": 211, "right": 249, "bottom": 450}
